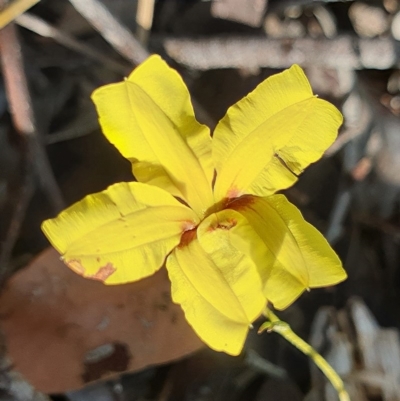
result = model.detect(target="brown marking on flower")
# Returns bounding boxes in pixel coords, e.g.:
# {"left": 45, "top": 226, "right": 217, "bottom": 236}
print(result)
{"left": 274, "top": 151, "right": 299, "bottom": 177}
{"left": 178, "top": 228, "right": 197, "bottom": 248}
{"left": 181, "top": 220, "right": 196, "bottom": 232}
{"left": 227, "top": 187, "right": 241, "bottom": 199}
{"left": 65, "top": 259, "right": 85, "bottom": 275}
{"left": 208, "top": 218, "right": 237, "bottom": 232}
{"left": 226, "top": 195, "right": 256, "bottom": 211}
{"left": 211, "top": 169, "right": 217, "bottom": 189}
{"left": 89, "top": 263, "right": 116, "bottom": 282}
{"left": 216, "top": 218, "right": 237, "bottom": 230}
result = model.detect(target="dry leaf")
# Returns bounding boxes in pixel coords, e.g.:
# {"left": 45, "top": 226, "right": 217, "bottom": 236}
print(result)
{"left": 0, "top": 248, "right": 202, "bottom": 393}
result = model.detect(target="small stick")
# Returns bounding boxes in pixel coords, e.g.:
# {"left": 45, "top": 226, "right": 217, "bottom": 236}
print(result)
{"left": 0, "top": 23, "right": 64, "bottom": 211}
{"left": 68, "top": 0, "right": 149, "bottom": 65}
{"left": 68, "top": 0, "right": 215, "bottom": 128}
{"left": 136, "top": 0, "right": 155, "bottom": 44}
{"left": 164, "top": 36, "right": 399, "bottom": 70}
{"left": 15, "top": 12, "right": 129, "bottom": 75}
{"left": 0, "top": 174, "right": 35, "bottom": 284}
{"left": 0, "top": 0, "right": 39, "bottom": 29}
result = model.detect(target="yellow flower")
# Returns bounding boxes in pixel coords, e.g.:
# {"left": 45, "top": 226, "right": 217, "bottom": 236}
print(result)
{"left": 42, "top": 55, "right": 347, "bottom": 355}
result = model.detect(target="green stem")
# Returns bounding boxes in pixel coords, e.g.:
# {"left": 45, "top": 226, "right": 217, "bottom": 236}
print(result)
{"left": 260, "top": 308, "right": 350, "bottom": 401}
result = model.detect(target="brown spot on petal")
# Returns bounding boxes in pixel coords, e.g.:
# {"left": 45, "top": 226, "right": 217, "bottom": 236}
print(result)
{"left": 89, "top": 263, "right": 116, "bottom": 281}
{"left": 226, "top": 195, "right": 256, "bottom": 211}
{"left": 227, "top": 187, "right": 241, "bottom": 199}
{"left": 65, "top": 259, "right": 85, "bottom": 275}
{"left": 181, "top": 220, "right": 196, "bottom": 231}
{"left": 208, "top": 218, "right": 237, "bottom": 232}
{"left": 217, "top": 219, "right": 237, "bottom": 230}
{"left": 178, "top": 228, "right": 197, "bottom": 248}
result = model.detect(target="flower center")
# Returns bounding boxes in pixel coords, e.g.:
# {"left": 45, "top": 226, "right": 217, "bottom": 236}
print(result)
{"left": 178, "top": 195, "right": 256, "bottom": 248}
{"left": 178, "top": 227, "right": 197, "bottom": 248}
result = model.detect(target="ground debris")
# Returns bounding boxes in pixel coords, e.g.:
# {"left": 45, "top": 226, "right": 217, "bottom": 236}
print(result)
{"left": 308, "top": 298, "right": 400, "bottom": 401}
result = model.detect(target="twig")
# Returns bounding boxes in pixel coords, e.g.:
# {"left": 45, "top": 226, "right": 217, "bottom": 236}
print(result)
{"left": 164, "top": 35, "right": 399, "bottom": 70}
{"left": 0, "top": 23, "right": 64, "bottom": 211}
{"left": 68, "top": 0, "right": 149, "bottom": 65}
{"left": 244, "top": 349, "right": 287, "bottom": 379}
{"left": 15, "top": 12, "right": 129, "bottom": 75}
{"left": 0, "top": 0, "right": 39, "bottom": 29}
{"left": 46, "top": 104, "right": 98, "bottom": 144}
{"left": 325, "top": 188, "right": 352, "bottom": 244}
{"left": 0, "top": 174, "right": 35, "bottom": 285}
{"left": 136, "top": 0, "right": 155, "bottom": 44}
{"left": 68, "top": 0, "right": 215, "bottom": 128}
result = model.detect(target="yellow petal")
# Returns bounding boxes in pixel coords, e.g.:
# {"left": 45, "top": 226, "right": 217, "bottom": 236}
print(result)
{"left": 197, "top": 210, "right": 267, "bottom": 322}
{"left": 213, "top": 65, "right": 343, "bottom": 201}
{"left": 166, "top": 210, "right": 266, "bottom": 355}
{"left": 42, "top": 182, "right": 198, "bottom": 284}
{"left": 91, "top": 55, "right": 214, "bottom": 217}
{"left": 229, "top": 195, "right": 347, "bottom": 310}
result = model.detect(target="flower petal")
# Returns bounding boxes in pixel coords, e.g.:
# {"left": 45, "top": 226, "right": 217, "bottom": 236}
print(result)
{"left": 229, "top": 195, "right": 347, "bottom": 310}
{"left": 166, "top": 209, "right": 266, "bottom": 355}
{"left": 91, "top": 55, "right": 214, "bottom": 217}
{"left": 42, "top": 182, "right": 198, "bottom": 284}
{"left": 213, "top": 65, "right": 343, "bottom": 201}
{"left": 166, "top": 242, "right": 249, "bottom": 355}
{"left": 197, "top": 210, "right": 267, "bottom": 322}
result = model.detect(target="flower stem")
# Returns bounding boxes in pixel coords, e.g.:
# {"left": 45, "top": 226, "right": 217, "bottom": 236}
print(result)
{"left": 259, "top": 307, "right": 350, "bottom": 401}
